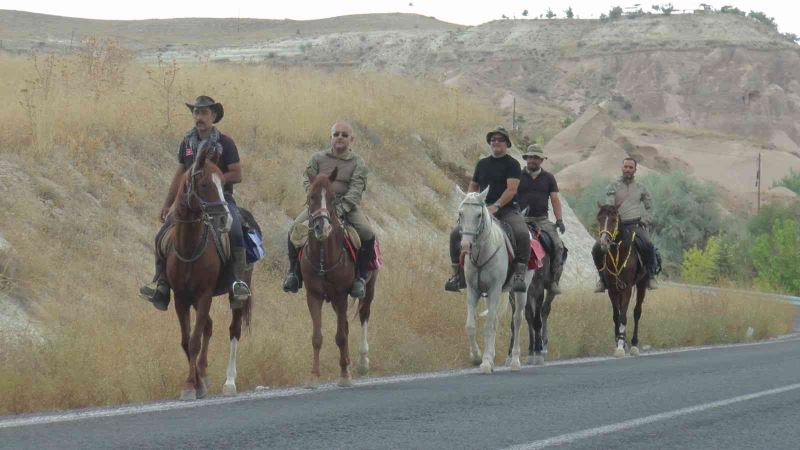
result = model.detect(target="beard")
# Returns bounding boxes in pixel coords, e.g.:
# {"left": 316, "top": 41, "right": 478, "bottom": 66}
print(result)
{"left": 622, "top": 173, "right": 635, "bottom": 181}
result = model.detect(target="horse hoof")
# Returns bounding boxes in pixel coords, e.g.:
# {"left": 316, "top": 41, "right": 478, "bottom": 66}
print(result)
{"left": 470, "top": 352, "right": 482, "bottom": 366}
{"left": 630, "top": 346, "right": 640, "bottom": 357}
{"left": 510, "top": 359, "right": 522, "bottom": 371}
{"left": 614, "top": 348, "right": 626, "bottom": 358}
{"left": 180, "top": 389, "right": 197, "bottom": 401}
{"left": 196, "top": 378, "right": 208, "bottom": 399}
{"left": 338, "top": 376, "right": 353, "bottom": 387}
{"left": 479, "top": 362, "right": 493, "bottom": 374}
{"left": 532, "top": 355, "right": 545, "bottom": 366}
{"left": 222, "top": 383, "right": 237, "bottom": 396}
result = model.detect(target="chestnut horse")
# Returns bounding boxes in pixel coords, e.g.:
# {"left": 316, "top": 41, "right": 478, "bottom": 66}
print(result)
{"left": 302, "top": 167, "right": 378, "bottom": 387}
{"left": 165, "top": 141, "right": 253, "bottom": 400}
{"left": 595, "top": 204, "right": 647, "bottom": 358}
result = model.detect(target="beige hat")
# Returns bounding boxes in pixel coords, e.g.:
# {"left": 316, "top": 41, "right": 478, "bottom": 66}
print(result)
{"left": 522, "top": 144, "right": 546, "bottom": 159}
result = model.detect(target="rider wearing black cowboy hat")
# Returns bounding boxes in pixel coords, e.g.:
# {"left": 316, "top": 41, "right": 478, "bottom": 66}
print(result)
{"left": 139, "top": 95, "right": 251, "bottom": 310}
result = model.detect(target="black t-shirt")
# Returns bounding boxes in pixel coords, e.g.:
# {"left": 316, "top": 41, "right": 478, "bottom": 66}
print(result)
{"left": 178, "top": 132, "right": 240, "bottom": 194}
{"left": 518, "top": 169, "right": 559, "bottom": 217}
{"left": 471, "top": 154, "right": 521, "bottom": 210}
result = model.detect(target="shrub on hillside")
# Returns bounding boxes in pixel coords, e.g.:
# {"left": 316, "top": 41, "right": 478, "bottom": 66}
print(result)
{"left": 751, "top": 219, "right": 800, "bottom": 294}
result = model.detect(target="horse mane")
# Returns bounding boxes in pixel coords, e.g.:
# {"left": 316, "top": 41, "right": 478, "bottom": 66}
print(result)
{"left": 596, "top": 204, "right": 618, "bottom": 218}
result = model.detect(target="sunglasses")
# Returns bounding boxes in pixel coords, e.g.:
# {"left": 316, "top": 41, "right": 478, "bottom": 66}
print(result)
{"left": 333, "top": 132, "right": 350, "bottom": 138}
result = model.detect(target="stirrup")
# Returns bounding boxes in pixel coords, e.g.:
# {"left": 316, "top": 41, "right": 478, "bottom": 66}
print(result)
{"left": 139, "top": 281, "right": 170, "bottom": 311}
{"left": 231, "top": 280, "right": 251, "bottom": 301}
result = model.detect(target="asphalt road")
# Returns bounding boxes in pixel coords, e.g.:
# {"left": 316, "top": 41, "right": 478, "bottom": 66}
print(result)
{"left": 2, "top": 334, "right": 800, "bottom": 450}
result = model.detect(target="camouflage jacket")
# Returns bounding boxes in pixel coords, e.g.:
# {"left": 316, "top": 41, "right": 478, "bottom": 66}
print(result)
{"left": 302, "top": 149, "right": 368, "bottom": 213}
{"left": 603, "top": 177, "right": 653, "bottom": 223}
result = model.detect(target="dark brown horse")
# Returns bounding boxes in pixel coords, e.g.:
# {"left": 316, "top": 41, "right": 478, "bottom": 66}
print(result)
{"left": 595, "top": 204, "right": 647, "bottom": 357}
{"left": 165, "top": 141, "right": 252, "bottom": 400}
{"left": 301, "top": 167, "right": 378, "bottom": 387}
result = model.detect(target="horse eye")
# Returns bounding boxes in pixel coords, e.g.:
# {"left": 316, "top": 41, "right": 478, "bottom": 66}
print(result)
{"left": 200, "top": 181, "right": 209, "bottom": 189}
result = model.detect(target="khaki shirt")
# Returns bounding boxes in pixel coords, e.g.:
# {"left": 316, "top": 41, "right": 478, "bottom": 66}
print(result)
{"left": 604, "top": 177, "right": 653, "bottom": 223}
{"left": 303, "top": 149, "right": 368, "bottom": 213}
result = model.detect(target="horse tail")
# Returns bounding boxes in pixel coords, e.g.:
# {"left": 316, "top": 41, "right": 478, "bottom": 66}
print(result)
{"left": 241, "top": 293, "right": 253, "bottom": 333}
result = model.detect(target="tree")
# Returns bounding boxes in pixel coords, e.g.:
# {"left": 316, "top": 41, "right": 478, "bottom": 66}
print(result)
{"left": 774, "top": 168, "right": 800, "bottom": 194}
{"left": 720, "top": 5, "right": 745, "bottom": 16}
{"left": 681, "top": 237, "right": 722, "bottom": 285}
{"left": 641, "top": 172, "right": 722, "bottom": 274}
{"left": 660, "top": 3, "right": 674, "bottom": 15}
{"left": 546, "top": 8, "right": 556, "bottom": 19}
{"left": 522, "top": 9, "right": 529, "bottom": 17}
{"left": 751, "top": 219, "right": 800, "bottom": 294}
{"left": 565, "top": 6, "right": 574, "bottom": 19}
{"left": 747, "top": 10, "right": 777, "bottom": 29}
{"left": 608, "top": 6, "right": 623, "bottom": 20}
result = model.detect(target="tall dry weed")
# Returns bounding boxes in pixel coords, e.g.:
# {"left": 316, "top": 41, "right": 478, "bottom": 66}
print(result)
{"left": 0, "top": 49, "right": 793, "bottom": 415}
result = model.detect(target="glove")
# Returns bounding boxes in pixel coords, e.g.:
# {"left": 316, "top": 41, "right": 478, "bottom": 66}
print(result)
{"left": 335, "top": 202, "right": 347, "bottom": 220}
{"left": 556, "top": 219, "right": 566, "bottom": 234}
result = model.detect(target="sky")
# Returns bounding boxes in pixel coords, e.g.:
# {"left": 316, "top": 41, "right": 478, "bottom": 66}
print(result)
{"left": 2, "top": 0, "right": 799, "bottom": 35}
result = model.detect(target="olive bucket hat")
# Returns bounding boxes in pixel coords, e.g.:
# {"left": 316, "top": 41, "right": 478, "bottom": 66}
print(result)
{"left": 185, "top": 95, "right": 224, "bottom": 123}
{"left": 522, "top": 144, "right": 547, "bottom": 159}
{"left": 485, "top": 126, "right": 512, "bottom": 148}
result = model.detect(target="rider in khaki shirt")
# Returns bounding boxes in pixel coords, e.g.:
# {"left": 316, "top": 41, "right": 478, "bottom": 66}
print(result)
{"left": 282, "top": 122, "right": 375, "bottom": 299}
{"left": 593, "top": 157, "right": 659, "bottom": 292}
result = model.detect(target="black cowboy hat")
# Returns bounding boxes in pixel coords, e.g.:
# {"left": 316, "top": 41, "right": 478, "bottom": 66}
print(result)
{"left": 185, "top": 95, "right": 224, "bottom": 123}
{"left": 485, "top": 126, "right": 512, "bottom": 148}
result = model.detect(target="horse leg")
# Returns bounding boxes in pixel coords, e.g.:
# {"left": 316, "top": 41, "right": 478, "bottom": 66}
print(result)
{"left": 614, "top": 288, "right": 632, "bottom": 358}
{"left": 531, "top": 290, "right": 545, "bottom": 366}
{"left": 609, "top": 292, "right": 625, "bottom": 358}
{"left": 185, "top": 298, "right": 211, "bottom": 400}
{"left": 174, "top": 299, "right": 195, "bottom": 400}
{"left": 630, "top": 283, "right": 647, "bottom": 356}
{"left": 196, "top": 315, "right": 212, "bottom": 399}
{"left": 223, "top": 308, "right": 242, "bottom": 396}
{"left": 509, "top": 291, "right": 526, "bottom": 371}
{"left": 480, "top": 287, "right": 501, "bottom": 374}
{"left": 465, "top": 288, "right": 481, "bottom": 366}
{"left": 306, "top": 294, "right": 323, "bottom": 388}
{"left": 541, "top": 290, "right": 556, "bottom": 355}
{"left": 524, "top": 297, "right": 535, "bottom": 364}
{"left": 334, "top": 296, "right": 352, "bottom": 387}
{"left": 357, "top": 278, "right": 375, "bottom": 376}
{"left": 506, "top": 293, "right": 516, "bottom": 366}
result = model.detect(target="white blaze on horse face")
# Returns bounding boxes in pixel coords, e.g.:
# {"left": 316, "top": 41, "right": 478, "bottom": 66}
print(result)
{"left": 212, "top": 173, "right": 232, "bottom": 232}
{"left": 320, "top": 188, "right": 332, "bottom": 238}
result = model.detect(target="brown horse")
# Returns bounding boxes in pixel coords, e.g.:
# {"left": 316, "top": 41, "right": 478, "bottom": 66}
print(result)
{"left": 301, "top": 167, "right": 378, "bottom": 387}
{"left": 595, "top": 204, "right": 647, "bottom": 358}
{"left": 165, "top": 141, "right": 253, "bottom": 400}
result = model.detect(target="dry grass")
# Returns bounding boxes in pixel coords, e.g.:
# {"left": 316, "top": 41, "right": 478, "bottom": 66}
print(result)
{"left": 0, "top": 50, "right": 794, "bottom": 415}
{"left": 615, "top": 120, "right": 769, "bottom": 145}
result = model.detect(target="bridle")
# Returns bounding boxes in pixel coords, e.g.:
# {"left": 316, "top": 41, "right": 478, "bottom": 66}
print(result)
{"left": 173, "top": 165, "right": 230, "bottom": 263}
{"left": 305, "top": 192, "right": 346, "bottom": 277}
{"left": 460, "top": 200, "right": 502, "bottom": 287}
{"left": 597, "top": 210, "right": 636, "bottom": 289}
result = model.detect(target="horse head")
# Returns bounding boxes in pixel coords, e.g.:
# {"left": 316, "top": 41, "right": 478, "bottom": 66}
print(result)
{"left": 307, "top": 166, "right": 339, "bottom": 242}
{"left": 182, "top": 139, "right": 232, "bottom": 233}
{"left": 596, "top": 203, "right": 620, "bottom": 253}
{"left": 456, "top": 185, "right": 490, "bottom": 255}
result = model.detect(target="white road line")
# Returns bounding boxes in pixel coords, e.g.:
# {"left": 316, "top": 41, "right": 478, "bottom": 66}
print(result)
{"left": 1, "top": 335, "right": 799, "bottom": 429}
{"left": 504, "top": 383, "right": 800, "bottom": 450}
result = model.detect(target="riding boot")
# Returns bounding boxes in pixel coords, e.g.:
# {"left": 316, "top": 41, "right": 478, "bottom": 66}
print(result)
{"left": 644, "top": 245, "right": 659, "bottom": 290}
{"left": 594, "top": 271, "right": 607, "bottom": 293}
{"left": 350, "top": 238, "right": 374, "bottom": 299}
{"left": 445, "top": 263, "right": 466, "bottom": 292}
{"left": 231, "top": 248, "right": 252, "bottom": 304}
{"left": 139, "top": 256, "right": 170, "bottom": 311}
{"left": 511, "top": 262, "right": 528, "bottom": 293}
{"left": 282, "top": 238, "right": 302, "bottom": 293}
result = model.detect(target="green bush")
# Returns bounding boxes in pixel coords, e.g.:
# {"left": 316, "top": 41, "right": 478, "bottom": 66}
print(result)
{"left": 751, "top": 219, "right": 800, "bottom": 294}
{"left": 681, "top": 236, "right": 721, "bottom": 284}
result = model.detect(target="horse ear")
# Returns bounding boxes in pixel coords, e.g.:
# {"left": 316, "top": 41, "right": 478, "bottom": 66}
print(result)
{"left": 329, "top": 166, "right": 338, "bottom": 183}
{"left": 596, "top": 201, "right": 603, "bottom": 209}
{"left": 478, "top": 187, "right": 490, "bottom": 203}
{"left": 521, "top": 206, "right": 529, "bottom": 216}
{"left": 455, "top": 184, "right": 467, "bottom": 198}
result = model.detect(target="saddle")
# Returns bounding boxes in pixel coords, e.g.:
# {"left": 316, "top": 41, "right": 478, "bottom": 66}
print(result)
{"left": 292, "top": 220, "right": 383, "bottom": 271}
{"left": 157, "top": 206, "right": 262, "bottom": 297}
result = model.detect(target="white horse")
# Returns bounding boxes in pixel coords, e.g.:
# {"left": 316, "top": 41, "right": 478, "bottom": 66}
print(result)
{"left": 457, "top": 188, "right": 533, "bottom": 373}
